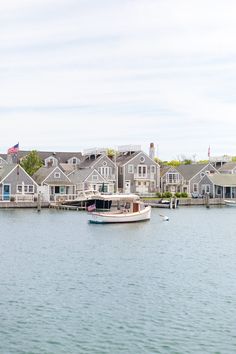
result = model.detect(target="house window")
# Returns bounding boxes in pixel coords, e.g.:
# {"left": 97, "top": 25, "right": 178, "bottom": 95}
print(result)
{"left": 54, "top": 172, "right": 60, "bottom": 178}
{"left": 167, "top": 173, "right": 179, "bottom": 183}
{"left": 55, "top": 186, "right": 60, "bottom": 194}
{"left": 17, "top": 185, "right": 23, "bottom": 193}
{"left": 193, "top": 184, "right": 198, "bottom": 192}
{"left": 137, "top": 165, "right": 147, "bottom": 177}
{"left": 200, "top": 172, "right": 205, "bottom": 178}
{"left": 92, "top": 175, "right": 98, "bottom": 181}
{"left": 128, "top": 164, "right": 134, "bottom": 173}
{"left": 28, "top": 185, "right": 34, "bottom": 193}
{"left": 103, "top": 161, "right": 107, "bottom": 166}
{"left": 99, "top": 167, "right": 111, "bottom": 178}
{"left": 151, "top": 165, "right": 155, "bottom": 174}
{"left": 216, "top": 186, "right": 221, "bottom": 195}
{"left": 72, "top": 158, "right": 77, "bottom": 164}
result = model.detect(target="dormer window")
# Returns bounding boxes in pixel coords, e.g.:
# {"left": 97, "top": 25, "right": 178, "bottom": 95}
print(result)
{"left": 72, "top": 158, "right": 77, "bottom": 164}
{"left": 54, "top": 172, "right": 60, "bottom": 178}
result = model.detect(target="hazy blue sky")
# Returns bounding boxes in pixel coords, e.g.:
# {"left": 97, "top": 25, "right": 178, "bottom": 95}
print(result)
{"left": 1, "top": 0, "right": 236, "bottom": 160}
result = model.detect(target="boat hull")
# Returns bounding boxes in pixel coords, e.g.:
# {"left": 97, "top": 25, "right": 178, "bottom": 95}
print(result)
{"left": 224, "top": 200, "right": 236, "bottom": 207}
{"left": 89, "top": 206, "right": 151, "bottom": 224}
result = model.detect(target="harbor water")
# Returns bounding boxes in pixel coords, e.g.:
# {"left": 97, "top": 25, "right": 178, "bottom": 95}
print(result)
{"left": 0, "top": 207, "right": 236, "bottom": 354}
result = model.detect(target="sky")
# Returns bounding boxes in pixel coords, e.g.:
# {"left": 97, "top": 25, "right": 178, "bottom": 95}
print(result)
{"left": 1, "top": 0, "right": 236, "bottom": 160}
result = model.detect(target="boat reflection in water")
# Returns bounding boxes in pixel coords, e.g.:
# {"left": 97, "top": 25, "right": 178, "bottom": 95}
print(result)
{"left": 88, "top": 194, "right": 151, "bottom": 224}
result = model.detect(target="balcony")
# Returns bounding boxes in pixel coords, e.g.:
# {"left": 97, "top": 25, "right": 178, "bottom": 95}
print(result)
{"left": 134, "top": 173, "right": 155, "bottom": 180}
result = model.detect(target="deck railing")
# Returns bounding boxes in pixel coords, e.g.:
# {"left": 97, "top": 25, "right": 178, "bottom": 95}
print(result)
{"left": 0, "top": 194, "right": 36, "bottom": 202}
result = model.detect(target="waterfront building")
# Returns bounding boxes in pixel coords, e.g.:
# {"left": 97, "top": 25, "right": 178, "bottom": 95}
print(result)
{"left": 116, "top": 145, "right": 160, "bottom": 195}
{"left": 0, "top": 164, "right": 38, "bottom": 202}
{"left": 161, "top": 163, "right": 218, "bottom": 196}
{"left": 32, "top": 166, "right": 74, "bottom": 202}
{"left": 68, "top": 168, "right": 111, "bottom": 193}
{"left": 200, "top": 174, "right": 236, "bottom": 198}
{"left": 79, "top": 148, "right": 118, "bottom": 193}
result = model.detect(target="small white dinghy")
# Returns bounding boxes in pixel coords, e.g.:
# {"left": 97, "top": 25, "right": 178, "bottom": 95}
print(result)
{"left": 224, "top": 200, "right": 236, "bottom": 207}
{"left": 88, "top": 194, "right": 151, "bottom": 224}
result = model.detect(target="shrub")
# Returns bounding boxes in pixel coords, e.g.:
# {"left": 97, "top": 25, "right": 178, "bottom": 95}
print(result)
{"left": 162, "top": 191, "right": 173, "bottom": 198}
{"left": 155, "top": 192, "right": 162, "bottom": 198}
{"left": 174, "top": 192, "right": 181, "bottom": 198}
{"left": 180, "top": 192, "right": 188, "bottom": 198}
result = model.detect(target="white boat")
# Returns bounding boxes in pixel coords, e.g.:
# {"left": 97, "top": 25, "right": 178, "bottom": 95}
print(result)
{"left": 88, "top": 194, "right": 151, "bottom": 224}
{"left": 224, "top": 200, "right": 236, "bottom": 207}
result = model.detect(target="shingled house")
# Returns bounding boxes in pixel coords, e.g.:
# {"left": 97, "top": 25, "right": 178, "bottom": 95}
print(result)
{"left": 161, "top": 163, "right": 218, "bottom": 196}
{"left": 0, "top": 164, "right": 38, "bottom": 202}
{"left": 116, "top": 145, "right": 160, "bottom": 195}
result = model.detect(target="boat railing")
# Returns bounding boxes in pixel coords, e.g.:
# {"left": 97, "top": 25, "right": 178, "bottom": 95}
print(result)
{"left": 50, "top": 194, "right": 78, "bottom": 202}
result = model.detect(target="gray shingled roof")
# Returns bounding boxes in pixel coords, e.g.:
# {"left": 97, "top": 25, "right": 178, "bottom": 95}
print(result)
{"left": 160, "top": 165, "right": 173, "bottom": 177}
{"left": 16, "top": 150, "right": 83, "bottom": 164}
{"left": 175, "top": 164, "right": 214, "bottom": 180}
{"left": 116, "top": 151, "right": 141, "bottom": 166}
{"left": 218, "top": 162, "right": 236, "bottom": 172}
{"left": 32, "top": 167, "right": 56, "bottom": 184}
{"left": 69, "top": 169, "right": 98, "bottom": 184}
{"left": 207, "top": 174, "right": 236, "bottom": 186}
{"left": 79, "top": 154, "right": 103, "bottom": 168}
{"left": 0, "top": 164, "right": 17, "bottom": 182}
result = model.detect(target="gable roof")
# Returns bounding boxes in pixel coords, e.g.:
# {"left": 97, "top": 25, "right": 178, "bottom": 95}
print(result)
{"left": 79, "top": 154, "right": 104, "bottom": 168}
{"left": 116, "top": 151, "right": 159, "bottom": 167}
{"left": 116, "top": 151, "right": 140, "bottom": 166}
{"left": 0, "top": 164, "right": 17, "bottom": 182}
{"left": 160, "top": 165, "right": 177, "bottom": 177}
{"left": 175, "top": 163, "right": 216, "bottom": 181}
{"left": 69, "top": 168, "right": 106, "bottom": 184}
{"left": 32, "top": 166, "right": 72, "bottom": 185}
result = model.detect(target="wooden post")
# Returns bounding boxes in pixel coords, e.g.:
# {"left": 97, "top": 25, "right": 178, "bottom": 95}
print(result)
{"left": 37, "top": 192, "right": 42, "bottom": 212}
{"left": 205, "top": 193, "right": 210, "bottom": 208}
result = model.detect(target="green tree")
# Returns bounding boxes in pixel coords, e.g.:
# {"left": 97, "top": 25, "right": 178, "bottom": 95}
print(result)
{"left": 106, "top": 148, "right": 116, "bottom": 158}
{"left": 167, "top": 160, "right": 181, "bottom": 166}
{"left": 20, "top": 150, "right": 43, "bottom": 176}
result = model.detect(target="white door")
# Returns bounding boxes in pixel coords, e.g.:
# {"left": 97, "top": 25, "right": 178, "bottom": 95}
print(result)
{"left": 125, "top": 180, "right": 131, "bottom": 193}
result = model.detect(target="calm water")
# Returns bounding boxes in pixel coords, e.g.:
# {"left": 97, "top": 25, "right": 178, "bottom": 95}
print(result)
{"left": 0, "top": 206, "right": 236, "bottom": 354}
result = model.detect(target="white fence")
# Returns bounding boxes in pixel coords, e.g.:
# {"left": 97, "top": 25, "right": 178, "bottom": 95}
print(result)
{"left": 0, "top": 194, "right": 35, "bottom": 202}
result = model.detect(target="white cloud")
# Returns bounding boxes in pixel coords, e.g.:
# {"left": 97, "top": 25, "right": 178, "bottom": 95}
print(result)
{"left": 1, "top": 0, "right": 236, "bottom": 158}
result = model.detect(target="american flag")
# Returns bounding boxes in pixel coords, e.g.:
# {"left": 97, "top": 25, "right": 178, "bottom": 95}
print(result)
{"left": 7, "top": 143, "right": 19, "bottom": 154}
{"left": 87, "top": 203, "right": 96, "bottom": 212}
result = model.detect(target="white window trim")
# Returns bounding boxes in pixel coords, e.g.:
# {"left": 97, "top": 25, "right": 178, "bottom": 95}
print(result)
{"left": 137, "top": 165, "right": 147, "bottom": 178}
{"left": 151, "top": 165, "right": 156, "bottom": 174}
{"left": 54, "top": 172, "right": 61, "bottom": 178}
{"left": 167, "top": 172, "right": 179, "bottom": 184}
{"left": 128, "top": 164, "right": 134, "bottom": 173}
